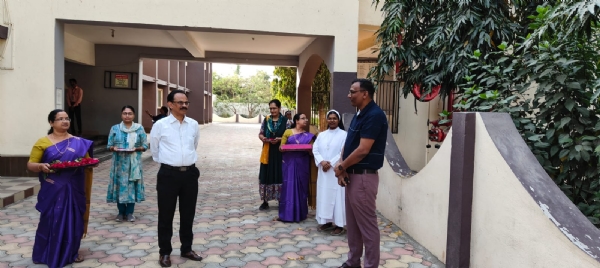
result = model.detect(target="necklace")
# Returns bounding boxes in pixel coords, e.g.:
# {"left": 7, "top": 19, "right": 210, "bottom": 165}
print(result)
{"left": 51, "top": 133, "right": 71, "bottom": 155}
{"left": 267, "top": 116, "right": 281, "bottom": 137}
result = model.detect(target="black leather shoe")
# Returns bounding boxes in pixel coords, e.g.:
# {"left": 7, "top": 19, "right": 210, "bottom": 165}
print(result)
{"left": 339, "top": 263, "right": 361, "bottom": 268}
{"left": 181, "top": 250, "right": 203, "bottom": 261}
{"left": 159, "top": 255, "right": 171, "bottom": 267}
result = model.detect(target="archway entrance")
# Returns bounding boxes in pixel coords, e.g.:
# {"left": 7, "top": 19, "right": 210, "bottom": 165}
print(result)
{"left": 310, "top": 61, "right": 331, "bottom": 132}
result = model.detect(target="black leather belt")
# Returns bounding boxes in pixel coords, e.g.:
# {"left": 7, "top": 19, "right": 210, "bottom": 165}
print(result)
{"left": 161, "top": 163, "right": 195, "bottom": 172}
{"left": 346, "top": 168, "right": 378, "bottom": 174}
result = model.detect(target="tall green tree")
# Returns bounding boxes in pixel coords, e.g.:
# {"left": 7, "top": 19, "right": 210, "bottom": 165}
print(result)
{"left": 368, "top": 0, "right": 537, "bottom": 98}
{"left": 212, "top": 70, "right": 272, "bottom": 117}
{"left": 375, "top": 0, "right": 600, "bottom": 226}
{"left": 271, "top": 67, "right": 297, "bottom": 109}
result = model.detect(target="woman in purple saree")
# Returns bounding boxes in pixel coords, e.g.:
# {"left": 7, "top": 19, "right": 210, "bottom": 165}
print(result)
{"left": 278, "top": 113, "right": 315, "bottom": 222}
{"left": 27, "top": 109, "right": 95, "bottom": 268}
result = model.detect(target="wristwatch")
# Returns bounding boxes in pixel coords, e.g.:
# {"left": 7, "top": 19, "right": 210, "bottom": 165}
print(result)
{"left": 338, "top": 164, "right": 344, "bottom": 171}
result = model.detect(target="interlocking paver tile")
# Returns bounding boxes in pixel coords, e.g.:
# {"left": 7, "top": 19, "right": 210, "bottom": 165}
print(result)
{"left": 410, "top": 263, "right": 430, "bottom": 268}
{"left": 283, "top": 260, "right": 309, "bottom": 267}
{"left": 261, "top": 256, "right": 286, "bottom": 265}
{"left": 98, "top": 253, "right": 126, "bottom": 263}
{"left": 202, "top": 254, "right": 226, "bottom": 263}
{"left": 279, "top": 244, "right": 301, "bottom": 253}
{"left": 0, "top": 123, "right": 443, "bottom": 268}
{"left": 400, "top": 254, "right": 424, "bottom": 263}
{"left": 385, "top": 260, "right": 410, "bottom": 268}
{"left": 221, "top": 257, "right": 246, "bottom": 266}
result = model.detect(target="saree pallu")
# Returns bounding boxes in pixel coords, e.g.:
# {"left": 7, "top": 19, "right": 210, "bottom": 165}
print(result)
{"left": 279, "top": 132, "right": 315, "bottom": 222}
{"left": 32, "top": 137, "right": 93, "bottom": 268}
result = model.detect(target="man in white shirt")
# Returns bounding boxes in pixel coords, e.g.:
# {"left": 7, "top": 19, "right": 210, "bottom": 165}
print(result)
{"left": 150, "top": 90, "right": 203, "bottom": 267}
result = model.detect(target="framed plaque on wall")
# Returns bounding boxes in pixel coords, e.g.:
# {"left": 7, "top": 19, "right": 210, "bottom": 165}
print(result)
{"left": 104, "top": 71, "right": 138, "bottom": 89}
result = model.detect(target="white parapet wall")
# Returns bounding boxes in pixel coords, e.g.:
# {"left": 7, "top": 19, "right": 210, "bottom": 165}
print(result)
{"left": 212, "top": 114, "right": 236, "bottom": 123}
{"left": 239, "top": 116, "right": 260, "bottom": 124}
{"left": 377, "top": 112, "right": 600, "bottom": 267}
{"left": 378, "top": 133, "right": 451, "bottom": 261}
{"left": 212, "top": 114, "right": 261, "bottom": 124}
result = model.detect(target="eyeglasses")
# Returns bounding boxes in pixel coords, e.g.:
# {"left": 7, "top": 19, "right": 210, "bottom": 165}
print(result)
{"left": 173, "top": 101, "right": 191, "bottom": 106}
{"left": 122, "top": 112, "right": 134, "bottom": 116}
{"left": 269, "top": 107, "right": 279, "bottom": 110}
{"left": 349, "top": 89, "right": 366, "bottom": 95}
{"left": 55, "top": 117, "right": 71, "bottom": 122}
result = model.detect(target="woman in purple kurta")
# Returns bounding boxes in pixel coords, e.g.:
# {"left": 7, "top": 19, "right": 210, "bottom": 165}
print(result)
{"left": 27, "top": 109, "right": 94, "bottom": 268}
{"left": 278, "top": 113, "right": 315, "bottom": 222}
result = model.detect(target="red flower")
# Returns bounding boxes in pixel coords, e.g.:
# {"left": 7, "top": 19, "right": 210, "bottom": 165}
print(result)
{"left": 48, "top": 157, "right": 99, "bottom": 170}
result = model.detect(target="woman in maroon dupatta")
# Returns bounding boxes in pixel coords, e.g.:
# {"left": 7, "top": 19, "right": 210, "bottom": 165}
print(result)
{"left": 277, "top": 113, "right": 315, "bottom": 222}
{"left": 26, "top": 109, "right": 96, "bottom": 268}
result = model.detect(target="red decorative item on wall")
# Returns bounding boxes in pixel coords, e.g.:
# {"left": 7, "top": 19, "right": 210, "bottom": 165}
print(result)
{"left": 412, "top": 84, "right": 441, "bottom": 102}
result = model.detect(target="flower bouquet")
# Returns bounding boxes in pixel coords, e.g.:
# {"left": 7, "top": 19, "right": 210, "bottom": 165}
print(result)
{"left": 49, "top": 157, "right": 100, "bottom": 170}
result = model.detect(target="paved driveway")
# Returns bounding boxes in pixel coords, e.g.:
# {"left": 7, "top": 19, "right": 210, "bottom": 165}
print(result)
{"left": 0, "top": 123, "right": 443, "bottom": 267}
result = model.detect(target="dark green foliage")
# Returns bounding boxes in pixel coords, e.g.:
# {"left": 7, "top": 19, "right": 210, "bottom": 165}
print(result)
{"left": 372, "top": 0, "right": 600, "bottom": 226}
{"left": 271, "top": 67, "right": 297, "bottom": 109}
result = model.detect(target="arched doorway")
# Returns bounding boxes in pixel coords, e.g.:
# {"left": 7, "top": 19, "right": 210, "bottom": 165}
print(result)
{"left": 310, "top": 61, "right": 331, "bottom": 131}
{"left": 297, "top": 54, "right": 331, "bottom": 132}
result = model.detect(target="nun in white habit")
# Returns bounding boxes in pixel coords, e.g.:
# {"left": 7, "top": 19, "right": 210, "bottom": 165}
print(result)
{"left": 313, "top": 110, "right": 347, "bottom": 235}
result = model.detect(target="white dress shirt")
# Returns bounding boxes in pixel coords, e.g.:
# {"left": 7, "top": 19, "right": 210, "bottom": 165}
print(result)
{"left": 150, "top": 114, "right": 199, "bottom": 167}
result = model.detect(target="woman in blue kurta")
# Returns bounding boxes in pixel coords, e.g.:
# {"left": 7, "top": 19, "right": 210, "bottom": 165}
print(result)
{"left": 27, "top": 109, "right": 95, "bottom": 267}
{"left": 278, "top": 113, "right": 315, "bottom": 222}
{"left": 106, "top": 105, "right": 147, "bottom": 222}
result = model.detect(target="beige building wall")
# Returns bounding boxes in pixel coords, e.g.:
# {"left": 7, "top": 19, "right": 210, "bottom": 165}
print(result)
{"left": 0, "top": 0, "right": 359, "bottom": 155}
{"left": 358, "top": 0, "right": 384, "bottom": 25}
{"left": 64, "top": 32, "right": 95, "bottom": 66}
{"left": 378, "top": 113, "right": 600, "bottom": 267}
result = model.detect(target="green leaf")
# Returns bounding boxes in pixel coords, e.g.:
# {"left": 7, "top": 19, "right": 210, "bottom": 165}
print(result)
{"left": 528, "top": 135, "right": 543, "bottom": 141}
{"left": 546, "top": 128, "right": 556, "bottom": 139}
{"left": 556, "top": 75, "right": 567, "bottom": 84}
{"left": 497, "top": 42, "right": 507, "bottom": 50}
{"left": 551, "top": 146, "right": 559, "bottom": 156}
{"left": 567, "top": 82, "right": 581, "bottom": 89}
{"left": 558, "top": 117, "right": 571, "bottom": 129}
{"left": 559, "top": 134, "right": 573, "bottom": 144}
{"left": 565, "top": 99, "right": 576, "bottom": 111}
{"left": 535, "top": 142, "right": 551, "bottom": 148}
{"left": 582, "top": 150, "right": 591, "bottom": 161}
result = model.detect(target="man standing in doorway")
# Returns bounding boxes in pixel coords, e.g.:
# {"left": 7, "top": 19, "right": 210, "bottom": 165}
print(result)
{"left": 146, "top": 106, "right": 169, "bottom": 123}
{"left": 150, "top": 90, "right": 203, "bottom": 267}
{"left": 67, "top": 79, "right": 83, "bottom": 135}
{"left": 334, "top": 79, "right": 388, "bottom": 268}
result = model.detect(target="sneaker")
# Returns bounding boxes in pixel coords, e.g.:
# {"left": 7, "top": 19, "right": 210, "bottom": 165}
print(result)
{"left": 115, "top": 214, "right": 124, "bottom": 222}
{"left": 126, "top": 214, "right": 136, "bottom": 222}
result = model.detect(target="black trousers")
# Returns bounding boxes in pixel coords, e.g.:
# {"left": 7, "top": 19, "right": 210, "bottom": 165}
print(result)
{"left": 157, "top": 165, "right": 199, "bottom": 255}
{"left": 68, "top": 105, "right": 82, "bottom": 134}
